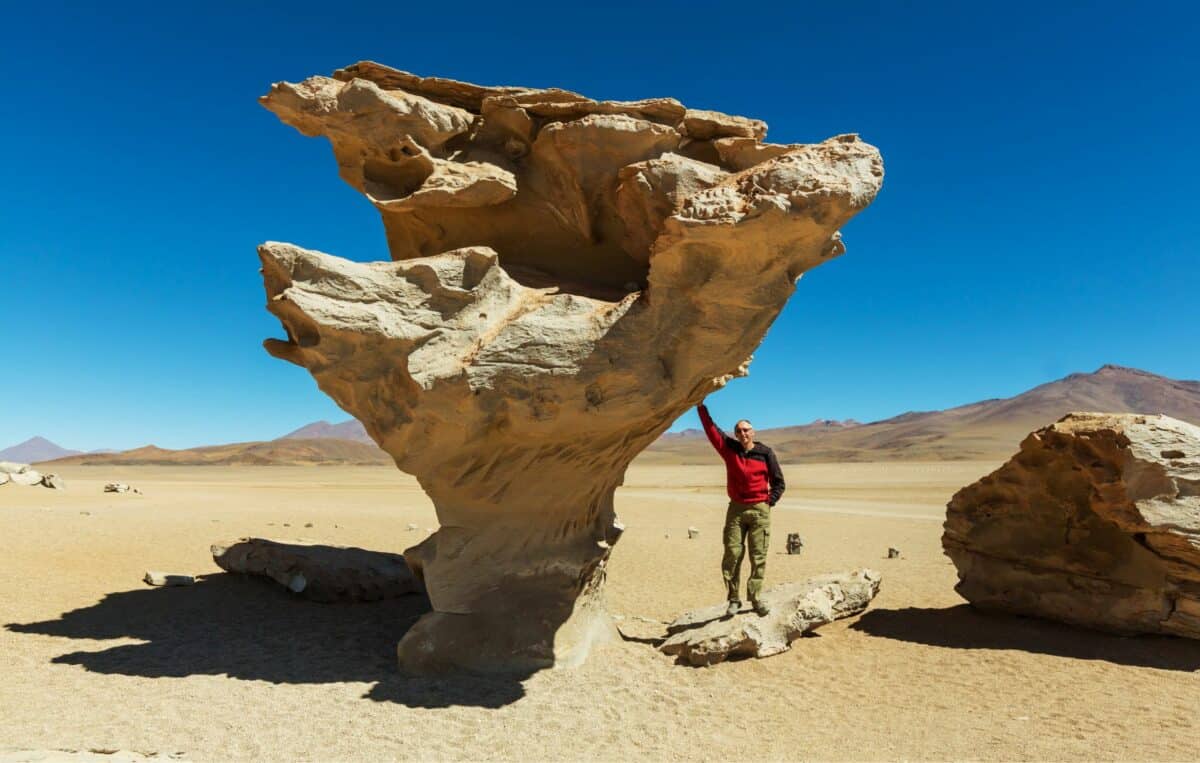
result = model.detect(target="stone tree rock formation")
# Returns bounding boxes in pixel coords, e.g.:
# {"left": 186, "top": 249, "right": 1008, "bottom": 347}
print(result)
{"left": 944, "top": 413, "right": 1200, "bottom": 638}
{"left": 257, "top": 62, "right": 884, "bottom": 672}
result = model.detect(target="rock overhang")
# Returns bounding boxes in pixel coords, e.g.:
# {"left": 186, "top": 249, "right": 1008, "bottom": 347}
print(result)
{"left": 256, "top": 62, "right": 883, "bottom": 672}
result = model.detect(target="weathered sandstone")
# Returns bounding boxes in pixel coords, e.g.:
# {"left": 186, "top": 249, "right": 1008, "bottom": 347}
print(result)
{"left": 660, "top": 570, "right": 881, "bottom": 665}
{"left": 944, "top": 412, "right": 1200, "bottom": 637}
{"left": 257, "top": 62, "right": 883, "bottom": 672}
{"left": 211, "top": 538, "right": 420, "bottom": 603}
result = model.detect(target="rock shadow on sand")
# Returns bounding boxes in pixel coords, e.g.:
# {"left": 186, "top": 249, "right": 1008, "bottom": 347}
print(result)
{"left": 851, "top": 605, "right": 1200, "bottom": 672}
{"left": 5, "top": 573, "right": 528, "bottom": 708}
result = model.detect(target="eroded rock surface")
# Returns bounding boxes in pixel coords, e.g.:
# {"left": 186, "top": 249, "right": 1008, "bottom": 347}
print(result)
{"left": 660, "top": 569, "right": 881, "bottom": 665}
{"left": 257, "top": 62, "right": 883, "bottom": 672}
{"left": 211, "top": 538, "right": 420, "bottom": 603}
{"left": 944, "top": 412, "right": 1200, "bottom": 638}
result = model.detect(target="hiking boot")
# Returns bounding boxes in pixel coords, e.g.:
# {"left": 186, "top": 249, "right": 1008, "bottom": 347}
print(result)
{"left": 725, "top": 600, "right": 741, "bottom": 618}
{"left": 752, "top": 600, "right": 771, "bottom": 617}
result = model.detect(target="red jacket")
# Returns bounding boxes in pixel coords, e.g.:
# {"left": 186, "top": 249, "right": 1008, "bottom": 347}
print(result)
{"left": 698, "top": 404, "right": 785, "bottom": 506}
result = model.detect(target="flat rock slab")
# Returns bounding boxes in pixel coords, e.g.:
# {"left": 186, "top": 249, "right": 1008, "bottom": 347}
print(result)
{"left": 143, "top": 571, "right": 195, "bottom": 587}
{"left": 660, "top": 569, "right": 881, "bottom": 666}
{"left": 944, "top": 412, "right": 1200, "bottom": 638}
{"left": 211, "top": 537, "right": 422, "bottom": 603}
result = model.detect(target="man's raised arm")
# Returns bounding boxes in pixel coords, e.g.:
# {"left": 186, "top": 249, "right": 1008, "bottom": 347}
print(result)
{"left": 697, "top": 402, "right": 729, "bottom": 455}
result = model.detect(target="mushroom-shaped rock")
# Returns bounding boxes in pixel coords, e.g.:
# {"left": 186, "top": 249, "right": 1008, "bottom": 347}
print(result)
{"left": 944, "top": 412, "right": 1200, "bottom": 638}
{"left": 257, "top": 62, "right": 884, "bottom": 673}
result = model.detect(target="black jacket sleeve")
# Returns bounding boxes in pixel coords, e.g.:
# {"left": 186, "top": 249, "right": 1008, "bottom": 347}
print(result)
{"left": 766, "top": 447, "right": 785, "bottom": 506}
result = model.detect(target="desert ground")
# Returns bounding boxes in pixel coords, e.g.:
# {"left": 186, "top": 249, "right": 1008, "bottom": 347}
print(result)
{"left": 2, "top": 461, "right": 1198, "bottom": 762}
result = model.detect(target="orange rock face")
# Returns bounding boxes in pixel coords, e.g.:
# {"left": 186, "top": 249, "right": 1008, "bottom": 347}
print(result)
{"left": 944, "top": 413, "right": 1200, "bottom": 638}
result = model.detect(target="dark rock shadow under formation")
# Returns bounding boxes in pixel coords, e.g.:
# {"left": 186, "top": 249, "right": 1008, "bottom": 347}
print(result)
{"left": 851, "top": 605, "right": 1200, "bottom": 672}
{"left": 6, "top": 573, "right": 529, "bottom": 708}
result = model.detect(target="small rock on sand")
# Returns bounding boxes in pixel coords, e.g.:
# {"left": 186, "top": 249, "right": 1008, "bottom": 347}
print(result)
{"left": 887, "top": 547, "right": 901, "bottom": 559}
{"left": 144, "top": 571, "right": 196, "bottom": 587}
{"left": 40, "top": 474, "right": 65, "bottom": 489}
{"left": 687, "top": 527, "right": 700, "bottom": 539}
{"left": 786, "top": 533, "right": 803, "bottom": 554}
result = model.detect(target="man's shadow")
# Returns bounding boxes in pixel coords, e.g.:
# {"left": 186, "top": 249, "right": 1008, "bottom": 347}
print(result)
{"left": 5, "top": 573, "right": 528, "bottom": 708}
{"left": 851, "top": 605, "right": 1200, "bottom": 671}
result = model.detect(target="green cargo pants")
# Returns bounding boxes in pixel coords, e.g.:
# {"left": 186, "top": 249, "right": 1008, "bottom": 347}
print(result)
{"left": 722, "top": 500, "right": 771, "bottom": 604}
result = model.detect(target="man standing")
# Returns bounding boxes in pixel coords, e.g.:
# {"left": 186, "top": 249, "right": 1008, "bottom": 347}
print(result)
{"left": 697, "top": 401, "right": 786, "bottom": 617}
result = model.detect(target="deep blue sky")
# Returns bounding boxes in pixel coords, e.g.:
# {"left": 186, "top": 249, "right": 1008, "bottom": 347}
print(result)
{"left": 2, "top": 1, "right": 1197, "bottom": 450}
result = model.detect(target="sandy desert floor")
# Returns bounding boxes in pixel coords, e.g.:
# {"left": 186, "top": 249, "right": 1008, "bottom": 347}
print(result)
{"left": 2, "top": 461, "right": 1198, "bottom": 762}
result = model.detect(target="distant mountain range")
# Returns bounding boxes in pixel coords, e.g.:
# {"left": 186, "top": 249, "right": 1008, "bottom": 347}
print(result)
{"left": 0, "top": 436, "right": 83, "bottom": 463}
{"left": 641, "top": 364, "right": 1200, "bottom": 463}
{"left": 19, "top": 365, "right": 1200, "bottom": 467}
{"left": 278, "top": 419, "right": 375, "bottom": 444}
{"left": 43, "top": 439, "right": 392, "bottom": 467}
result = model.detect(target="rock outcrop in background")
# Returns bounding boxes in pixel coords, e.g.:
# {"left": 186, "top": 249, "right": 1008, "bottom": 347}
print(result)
{"left": 257, "top": 62, "right": 883, "bottom": 672}
{"left": 944, "top": 413, "right": 1200, "bottom": 638}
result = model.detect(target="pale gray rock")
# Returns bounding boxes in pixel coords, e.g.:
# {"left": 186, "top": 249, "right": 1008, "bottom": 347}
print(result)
{"left": 0, "top": 473, "right": 8, "bottom": 486}
{"left": 0, "top": 461, "right": 31, "bottom": 474}
{"left": 9, "top": 469, "right": 43, "bottom": 486}
{"left": 143, "top": 571, "right": 195, "bottom": 587}
{"left": 660, "top": 569, "right": 881, "bottom": 666}
{"left": 40, "top": 473, "right": 65, "bottom": 489}
{"left": 211, "top": 537, "right": 421, "bottom": 603}
{"left": 944, "top": 412, "right": 1200, "bottom": 638}
{"left": 104, "top": 483, "right": 134, "bottom": 493}
{"left": 257, "top": 62, "right": 883, "bottom": 673}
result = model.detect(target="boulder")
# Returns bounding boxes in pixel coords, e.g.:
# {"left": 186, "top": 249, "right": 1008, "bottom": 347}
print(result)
{"left": 104, "top": 482, "right": 134, "bottom": 493}
{"left": 0, "top": 461, "right": 29, "bottom": 474}
{"left": 944, "top": 412, "right": 1200, "bottom": 638}
{"left": 211, "top": 537, "right": 422, "bottom": 603}
{"left": 40, "top": 474, "right": 65, "bottom": 489}
{"left": 9, "top": 469, "right": 43, "bottom": 486}
{"left": 257, "top": 62, "right": 883, "bottom": 672}
{"left": 0, "top": 473, "right": 8, "bottom": 486}
{"left": 660, "top": 569, "right": 881, "bottom": 666}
